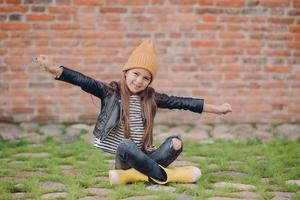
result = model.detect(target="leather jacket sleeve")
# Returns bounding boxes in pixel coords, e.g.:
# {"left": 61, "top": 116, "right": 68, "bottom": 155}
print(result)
{"left": 155, "top": 92, "right": 204, "bottom": 113}
{"left": 55, "top": 66, "right": 108, "bottom": 99}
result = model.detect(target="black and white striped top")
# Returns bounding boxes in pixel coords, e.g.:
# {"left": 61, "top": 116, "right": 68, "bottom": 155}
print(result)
{"left": 93, "top": 95, "right": 144, "bottom": 154}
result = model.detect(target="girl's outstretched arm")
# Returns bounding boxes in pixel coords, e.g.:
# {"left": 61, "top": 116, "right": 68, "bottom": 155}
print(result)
{"left": 33, "top": 55, "right": 62, "bottom": 77}
{"left": 33, "top": 55, "right": 108, "bottom": 99}
{"left": 203, "top": 103, "right": 232, "bottom": 115}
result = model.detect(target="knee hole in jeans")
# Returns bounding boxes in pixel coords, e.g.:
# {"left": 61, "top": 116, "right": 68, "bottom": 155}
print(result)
{"left": 171, "top": 138, "right": 182, "bottom": 150}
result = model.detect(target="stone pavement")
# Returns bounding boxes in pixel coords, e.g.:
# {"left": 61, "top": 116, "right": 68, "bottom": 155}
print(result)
{"left": 1, "top": 122, "right": 299, "bottom": 144}
{"left": 0, "top": 122, "right": 299, "bottom": 200}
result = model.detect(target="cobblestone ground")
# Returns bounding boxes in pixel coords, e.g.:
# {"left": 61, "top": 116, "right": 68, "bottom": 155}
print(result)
{"left": 0, "top": 122, "right": 299, "bottom": 200}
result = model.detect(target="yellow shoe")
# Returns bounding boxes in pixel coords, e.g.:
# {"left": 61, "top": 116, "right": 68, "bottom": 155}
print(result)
{"left": 109, "top": 168, "right": 148, "bottom": 185}
{"left": 109, "top": 166, "right": 201, "bottom": 185}
{"left": 150, "top": 166, "right": 201, "bottom": 185}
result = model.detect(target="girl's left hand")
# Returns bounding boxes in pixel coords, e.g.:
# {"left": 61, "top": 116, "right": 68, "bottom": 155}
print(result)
{"left": 217, "top": 103, "right": 232, "bottom": 115}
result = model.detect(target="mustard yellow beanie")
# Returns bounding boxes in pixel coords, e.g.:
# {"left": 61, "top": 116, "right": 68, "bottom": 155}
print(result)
{"left": 123, "top": 40, "right": 158, "bottom": 79}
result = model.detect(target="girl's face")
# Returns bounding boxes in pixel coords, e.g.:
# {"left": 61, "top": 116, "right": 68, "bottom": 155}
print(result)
{"left": 125, "top": 68, "right": 152, "bottom": 94}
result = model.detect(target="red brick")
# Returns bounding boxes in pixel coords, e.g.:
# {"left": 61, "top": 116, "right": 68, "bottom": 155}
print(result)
{"left": 191, "top": 40, "right": 219, "bottom": 47}
{"left": 295, "top": 34, "right": 300, "bottom": 41}
{"left": 152, "top": 0, "right": 164, "bottom": 4}
{"left": 0, "top": 23, "right": 30, "bottom": 30}
{"left": 250, "top": 17, "right": 267, "bottom": 23}
{"left": 12, "top": 107, "right": 34, "bottom": 114}
{"left": 178, "top": 6, "right": 193, "bottom": 13}
{"left": 216, "top": 49, "right": 243, "bottom": 55}
{"left": 3, "top": 39, "right": 31, "bottom": 47}
{"left": 172, "top": 65, "right": 197, "bottom": 72}
{"left": 49, "top": 6, "right": 77, "bottom": 13}
{"left": 263, "top": 81, "right": 289, "bottom": 88}
{"left": 3, "top": 73, "right": 31, "bottom": 80}
{"left": 79, "top": 114, "right": 97, "bottom": 121}
{"left": 0, "top": 48, "right": 7, "bottom": 54}
{"left": 147, "top": 7, "right": 173, "bottom": 14}
{"left": 74, "top": 49, "right": 103, "bottom": 55}
{"left": 268, "top": 17, "right": 294, "bottom": 24}
{"left": 198, "top": 0, "right": 214, "bottom": 5}
{"left": 271, "top": 114, "right": 291, "bottom": 122}
{"left": 51, "top": 40, "right": 78, "bottom": 47}
{"left": 100, "top": 7, "right": 127, "bottom": 13}
{"left": 97, "top": 41, "right": 127, "bottom": 47}
{"left": 0, "top": 32, "right": 7, "bottom": 39}
{"left": 144, "top": 23, "right": 158, "bottom": 31}
{"left": 219, "top": 32, "right": 244, "bottom": 39}
{"left": 26, "top": 14, "right": 54, "bottom": 21}
{"left": 170, "top": 0, "right": 196, "bottom": 4}
{"left": 224, "top": 73, "right": 240, "bottom": 80}
{"left": 196, "top": 23, "right": 224, "bottom": 30}
{"left": 10, "top": 65, "right": 25, "bottom": 71}
{"left": 0, "top": 115, "right": 13, "bottom": 122}
{"left": 4, "top": 57, "right": 32, "bottom": 64}
{"left": 288, "top": 42, "right": 300, "bottom": 49}
{"left": 22, "top": 48, "right": 55, "bottom": 55}
{"left": 264, "top": 66, "right": 290, "bottom": 73}
{"left": 56, "top": 15, "right": 71, "bottom": 21}
{"left": 35, "top": 40, "right": 49, "bottom": 46}
{"left": 130, "top": 7, "right": 145, "bottom": 13}
{"left": 264, "top": 50, "right": 291, "bottom": 57}
{"left": 120, "top": 0, "right": 150, "bottom": 5}
{"left": 293, "top": 0, "right": 300, "bottom": 7}
{"left": 51, "top": 23, "right": 80, "bottom": 30}
{"left": 240, "top": 41, "right": 264, "bottom": 48}
{"left": 267, "top": 34, "right": 293, "bottom": 41}
{"left": 74, "top": 0, "right": 102, "bottom": 4}
{"left": 104, "top": 14, "right": 121, "bottom": 21}
{"left": 221, "top": 15, "right": 248, "bottom": 23}
{"left": 289, "top": 104, "right": 300, "bottom": 113}
{"left": 6, "top": 91, "right": 32, "bottom": 97}
{"left": 202, "top": 15, "right": 217, "bottom": 22}
{"left": 289, "top": 9, "right": 300, "bottom": 16}
{"left": 31, "top": 115, "right": 58, "bottom": 121}
{"left": 0, "top": 5, "right": 28, "bottom": 12}
{"left": 261, "top": 0, "right": 289, "bottom": 7}
{"left": 223, "top": 57, "right": 238, "bottom": 63}
{"left": 216, "top": 0, "right": 245, "bottom": 7}
{"left": 289, "top": 26, "right": 300, "bottom": 32}
{"left": 245, "top": 104, "right": 272, "bottom": 113}
{"left": 103, "top": 23, "right": 126, "bottom": 31}
{"left": 0, "top": 82, "right": 9, "bottom": 90}
{"left": 169, "top": 14, "right": 198, "bottom": 22}
{"left": 5, "top": 0, "right": 22, "bottom": 3}
{"left": 219, "top": 65, "right": 243, "bottom": 72}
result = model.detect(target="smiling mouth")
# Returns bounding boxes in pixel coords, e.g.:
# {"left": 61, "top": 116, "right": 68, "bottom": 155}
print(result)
{"left": 132, "top": 83, "right": 141, "bottom": 89}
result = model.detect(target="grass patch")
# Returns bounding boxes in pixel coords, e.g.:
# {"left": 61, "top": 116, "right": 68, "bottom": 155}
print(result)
{"left": 0, "top": 138, "right": 299, "bottom": 199}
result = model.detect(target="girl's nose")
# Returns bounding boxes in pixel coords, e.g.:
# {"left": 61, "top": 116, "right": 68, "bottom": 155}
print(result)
{"left": 136, "top": 77, "right": 143, "bottom": 84}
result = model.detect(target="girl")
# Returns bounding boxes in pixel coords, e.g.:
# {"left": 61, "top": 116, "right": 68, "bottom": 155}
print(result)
{"left": 33, "top": 40, "right": 232, "bottom": 185}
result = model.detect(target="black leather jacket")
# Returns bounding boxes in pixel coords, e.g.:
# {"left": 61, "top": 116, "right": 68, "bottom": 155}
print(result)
{"left": 56, "top": 66, "right": 204, "bottom": 142}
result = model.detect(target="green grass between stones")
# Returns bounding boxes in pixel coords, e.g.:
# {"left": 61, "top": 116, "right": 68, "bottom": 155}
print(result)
{"left": 0, "top": 138, "right": 299, "bottom": 200}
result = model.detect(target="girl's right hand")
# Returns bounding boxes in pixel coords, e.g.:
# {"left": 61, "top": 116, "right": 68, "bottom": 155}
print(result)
{"left": 32, "top": 55, "right": 51, "bottom": 72}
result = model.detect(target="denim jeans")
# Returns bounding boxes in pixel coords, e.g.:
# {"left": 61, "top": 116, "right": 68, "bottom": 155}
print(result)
{"left": 115, "top": 136, "right": 183, "bottom": 182}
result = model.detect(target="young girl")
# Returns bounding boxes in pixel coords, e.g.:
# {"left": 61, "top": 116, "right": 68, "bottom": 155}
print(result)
{"left": 33, "top": 40, "right": 232, "bottom": 185}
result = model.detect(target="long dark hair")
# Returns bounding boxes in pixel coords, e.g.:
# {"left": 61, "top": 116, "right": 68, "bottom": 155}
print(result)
{"left": 119, "top": 73, "right": 157, "bottom": 150}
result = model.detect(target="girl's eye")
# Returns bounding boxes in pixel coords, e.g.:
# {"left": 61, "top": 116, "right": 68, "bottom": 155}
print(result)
{"left": 133, "top": 72, "right": 139, "bottom": 76}
{"left": 144, "top": 77, "right": 150, "bottom": 81}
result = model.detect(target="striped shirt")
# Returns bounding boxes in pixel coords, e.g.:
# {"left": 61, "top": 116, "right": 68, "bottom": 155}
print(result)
{"left": 93, "top": 95, "right": 144, "bottom": 154}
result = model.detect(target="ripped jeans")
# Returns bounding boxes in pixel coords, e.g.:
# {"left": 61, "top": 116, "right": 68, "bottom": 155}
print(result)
{"left": 115, "top": 136, "right": 183, "bottom": 182}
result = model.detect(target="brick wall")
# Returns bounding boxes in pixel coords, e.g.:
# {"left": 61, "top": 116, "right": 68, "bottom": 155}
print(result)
{"left": 0, "top": 0, "right": 300, "bottom": 124}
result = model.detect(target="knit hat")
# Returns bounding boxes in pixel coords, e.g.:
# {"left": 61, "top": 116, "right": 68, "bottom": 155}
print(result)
{"left": 123, "top": 40, "right": 158, "bottom": 79}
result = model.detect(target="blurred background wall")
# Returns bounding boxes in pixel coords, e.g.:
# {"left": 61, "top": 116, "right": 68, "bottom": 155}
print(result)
{"left": 0, "top": 0, "right": 299, "bottom": 124}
